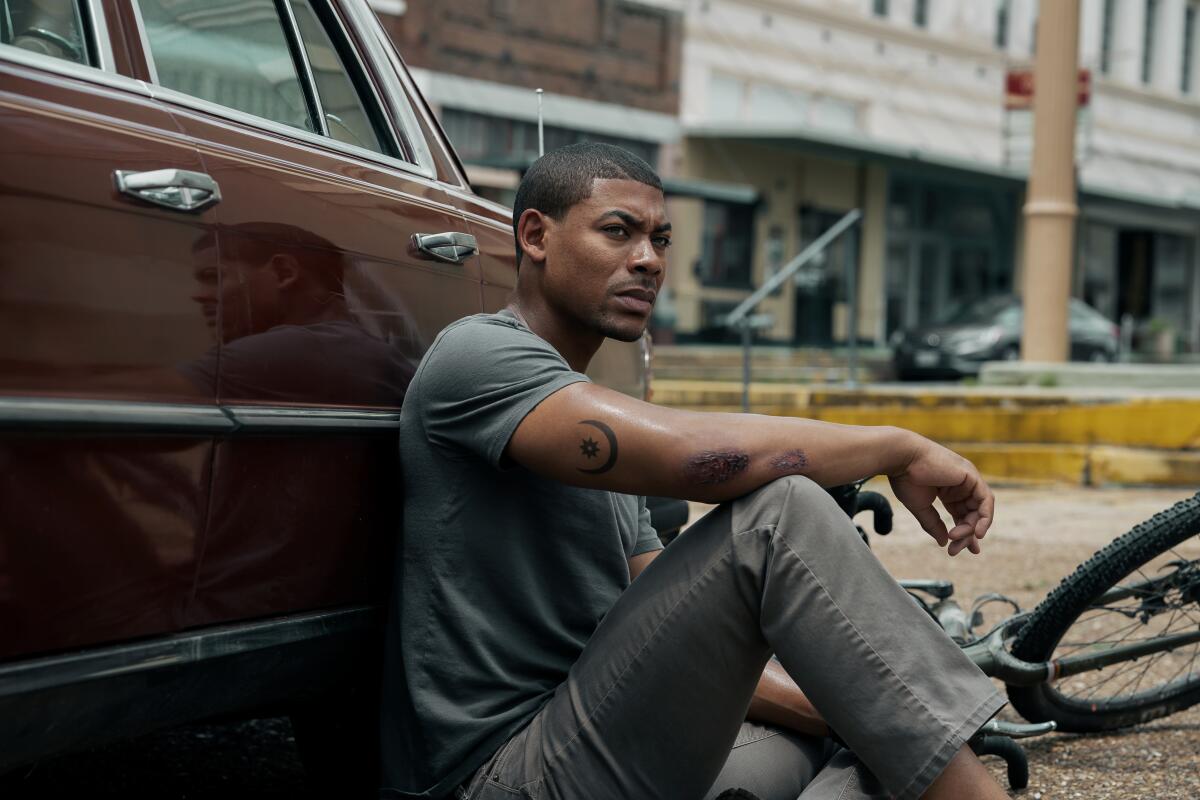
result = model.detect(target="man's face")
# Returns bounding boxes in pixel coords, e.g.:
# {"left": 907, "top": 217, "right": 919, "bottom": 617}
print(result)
{"left": 190, "top": 259, "right": 282, "bottom": 343}
{"left": 539, "top": 178, "right": 670, "bottom": 342}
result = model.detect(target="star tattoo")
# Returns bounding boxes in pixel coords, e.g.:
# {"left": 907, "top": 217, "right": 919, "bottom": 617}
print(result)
{"left": 580, "top": 437, "right": 601, "bottom": 459}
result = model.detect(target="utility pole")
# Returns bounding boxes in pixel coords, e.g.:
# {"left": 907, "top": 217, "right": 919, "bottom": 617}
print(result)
{"left": 1021, "top": 0, "right": 1081, "bottom": 362}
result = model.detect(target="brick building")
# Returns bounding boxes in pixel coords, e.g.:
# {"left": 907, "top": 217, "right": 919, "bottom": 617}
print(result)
{"left": 370, "top": 0, "right": 683, "bottom": 204}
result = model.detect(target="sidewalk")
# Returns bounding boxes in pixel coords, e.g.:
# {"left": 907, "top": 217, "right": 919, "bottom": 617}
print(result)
{"left": 652, "top": 380, "right": 1200, "bottom": 487}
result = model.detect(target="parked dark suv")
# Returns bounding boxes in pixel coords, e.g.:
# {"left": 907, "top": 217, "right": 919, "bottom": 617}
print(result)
{"left": 0, "top": 0, "right": 681, "bottom": 779}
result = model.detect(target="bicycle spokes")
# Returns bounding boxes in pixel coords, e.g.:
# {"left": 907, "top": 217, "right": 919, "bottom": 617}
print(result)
{"left": 1050, "top": 547, "right": 1200, "bottom": 706}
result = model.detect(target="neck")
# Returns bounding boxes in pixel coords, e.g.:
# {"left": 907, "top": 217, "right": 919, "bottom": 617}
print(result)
{"left": 508, "top": 291, "right": 602, "bottom": 373}
{"left": 279, "top": 294, "right": 353, "bottom": 328}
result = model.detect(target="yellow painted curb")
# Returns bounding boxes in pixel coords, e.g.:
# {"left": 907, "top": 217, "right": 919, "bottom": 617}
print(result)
{"left": 1090, "top": 446, "right": 1200, "bottom": 487}
{"left": 653, "top": 380, "right": 1200, "bottom": 449}
{"left": 945, "top": 443, "right": 1090, "bottom": 485}
{"left": 652, "top": 380, "right": 1200, "bottom": 486}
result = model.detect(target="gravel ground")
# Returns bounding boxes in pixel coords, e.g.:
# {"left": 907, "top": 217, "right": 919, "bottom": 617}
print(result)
{"left": 5, "top": 485, "right": 1197, "bottom": 798}
{"left": 836, "top": 482, "right": 1200, "bottom": 800}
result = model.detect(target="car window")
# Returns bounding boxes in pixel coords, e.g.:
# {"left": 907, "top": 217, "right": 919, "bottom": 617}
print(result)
{"left": 1069, "top": 299, "right": 1110, "bottom": 329}
{"left": 2, "top": 0, "right": 92, "bottom": 66}
{"left": 287, "top": 0, "right": 387, "bottom": 155}
{"left": 939, "top": 295, "right": 1017, "bottom": 325}
{"left": 137, "top": 0, "right": 313, "bottom": 133}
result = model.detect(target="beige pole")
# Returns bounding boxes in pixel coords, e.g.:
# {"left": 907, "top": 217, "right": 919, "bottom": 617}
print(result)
{"left": 1021, "top": 0, "right": 1081, "bottom": 362}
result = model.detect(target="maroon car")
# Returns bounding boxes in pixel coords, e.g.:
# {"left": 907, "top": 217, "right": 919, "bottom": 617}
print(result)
{"left": 0, "top": 0, "right": 679, "bottom": 780}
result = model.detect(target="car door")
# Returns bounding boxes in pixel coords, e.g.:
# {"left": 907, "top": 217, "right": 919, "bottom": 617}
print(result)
{"left": 0, "top": 0, "right": 220, "bottom": 660}
{"left": 126, "top": 0, "right": 483, "bottom": 627}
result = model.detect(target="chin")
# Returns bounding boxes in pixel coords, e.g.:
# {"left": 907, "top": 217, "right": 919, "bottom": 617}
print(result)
{"left": 599, "top": 317, "right": 648, "bottom": 343}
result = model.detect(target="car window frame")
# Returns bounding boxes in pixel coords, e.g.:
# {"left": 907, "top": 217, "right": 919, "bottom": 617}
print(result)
{"left": 0, "top": 0, "right": 123, "bottom": 83}
{"left": 341, "top": 0, "right": 440, "bottom": 182}
{"left": 128, "top": 0, "right": 436, "bottom": 180}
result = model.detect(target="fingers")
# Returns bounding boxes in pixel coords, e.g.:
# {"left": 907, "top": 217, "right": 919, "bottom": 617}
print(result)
{"left": 913, "top": 505, "right": 949, "bottom": 546}
{"left": 975, "top": 490, "right": 996, "bottom": 539}
{"left": 947, "top": 533, "right": 982, "bottom": 557}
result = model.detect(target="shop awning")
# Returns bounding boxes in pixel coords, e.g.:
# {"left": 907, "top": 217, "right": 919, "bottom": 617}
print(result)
{"left": 687, "top": 122, "right": 1200, "bottom": 212}
{"left": 661, "top": 176, "right": 759, "bottom": 204}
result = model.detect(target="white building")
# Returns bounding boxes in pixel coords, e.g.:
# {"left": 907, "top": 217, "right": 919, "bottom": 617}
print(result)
{"left": 664, "top": 0, "right": 1200, "bottom": 353}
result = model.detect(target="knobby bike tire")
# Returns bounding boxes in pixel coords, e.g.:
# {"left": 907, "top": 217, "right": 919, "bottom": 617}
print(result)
{"left": 1007, "top": 491, "right": 1200, "bottom": 733}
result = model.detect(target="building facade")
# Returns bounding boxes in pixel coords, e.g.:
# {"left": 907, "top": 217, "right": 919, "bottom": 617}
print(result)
{"left": 368, "top": 0, "right": 683, "bottom": 206}
{"left": 666, "top": 0, "right": 1200, "bottom": 354}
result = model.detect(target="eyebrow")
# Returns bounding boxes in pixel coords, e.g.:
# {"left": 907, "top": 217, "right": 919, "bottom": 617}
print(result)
{"left": 601, "top": 209, "right": 672, "bottom": 234}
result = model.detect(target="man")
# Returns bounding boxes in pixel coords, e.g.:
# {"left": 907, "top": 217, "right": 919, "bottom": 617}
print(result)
{"left": 380, "top": 143, "right": 1008, "bottom": 800}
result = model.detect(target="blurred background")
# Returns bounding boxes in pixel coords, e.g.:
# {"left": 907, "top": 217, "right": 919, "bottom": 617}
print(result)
{"left": 371, "top": 0, "right": 1200, "bottom": 376}
{"left": 365, "top": 0, "right": 1200, "bottom": 490}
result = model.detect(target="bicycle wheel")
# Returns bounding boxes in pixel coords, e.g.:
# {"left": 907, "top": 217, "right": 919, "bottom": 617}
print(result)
{"left": 1007, "top": 491, "right": 1200, "bottom": 732}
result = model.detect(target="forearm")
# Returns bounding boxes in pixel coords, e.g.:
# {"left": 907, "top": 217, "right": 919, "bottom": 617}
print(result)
{"left": 747, "top": 659, "right": 830, "bottom": 738}
{"left": 509, "top": 383, "right": 923, "bottom": 503}
{"left": 663, "top": 412, "right": 919, "bottom": 502}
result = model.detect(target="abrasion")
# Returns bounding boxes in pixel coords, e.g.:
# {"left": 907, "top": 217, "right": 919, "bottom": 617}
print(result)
{"left": 683, "top": 450, "right": 750, "bottom": 485}
{"left": 770, "top": 450, "right": 808, "bottom": 473}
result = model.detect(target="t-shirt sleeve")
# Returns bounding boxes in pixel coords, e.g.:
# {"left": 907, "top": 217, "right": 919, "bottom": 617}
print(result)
{"left": 418, "top": 320, "right": 591, "bottom": 467}
{"left": 631, "top": 496, "right": 664, "bottom": 557}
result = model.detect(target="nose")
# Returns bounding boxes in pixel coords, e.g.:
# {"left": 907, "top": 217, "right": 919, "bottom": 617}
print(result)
{"left": 629, "top": 236, "right": 664, "bottom": 278}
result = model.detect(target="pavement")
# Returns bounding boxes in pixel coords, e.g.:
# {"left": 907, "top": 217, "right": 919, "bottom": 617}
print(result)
{"left": 652, "top": 379, "right": 1200, "bottom": 487}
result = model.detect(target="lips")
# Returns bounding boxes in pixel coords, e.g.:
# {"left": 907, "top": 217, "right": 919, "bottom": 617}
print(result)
{"left": 614, "top": 287, "right": 657, "bottom": 315}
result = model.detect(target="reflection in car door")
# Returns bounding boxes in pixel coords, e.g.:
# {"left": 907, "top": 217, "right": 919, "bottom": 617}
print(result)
{"left": 130, "top": 0, "right": 483, "bottom": 627}
{"left": 0, "top": 16, "right": 222, "bottom": 660}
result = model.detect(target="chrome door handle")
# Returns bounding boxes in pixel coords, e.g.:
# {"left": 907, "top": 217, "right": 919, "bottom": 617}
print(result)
{"left": 114, "top": 168, "right": 222, "bottom": 212}
{"left": 411, "top": 231, "right": 478, "bottom": 264}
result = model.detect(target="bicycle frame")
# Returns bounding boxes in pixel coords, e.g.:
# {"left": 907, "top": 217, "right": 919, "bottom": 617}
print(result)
{"left": 902, "top": 580, "right": 1200, "bottom": 688}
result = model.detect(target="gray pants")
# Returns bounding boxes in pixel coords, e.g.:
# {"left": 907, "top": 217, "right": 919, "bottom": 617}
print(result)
{"left": 456, "top": 476, "right": 1004, "bottom": 800}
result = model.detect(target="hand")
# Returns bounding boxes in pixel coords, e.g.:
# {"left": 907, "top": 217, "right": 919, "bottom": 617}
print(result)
{"left": 887, "top": 437, "right": 994, "bottom": 556}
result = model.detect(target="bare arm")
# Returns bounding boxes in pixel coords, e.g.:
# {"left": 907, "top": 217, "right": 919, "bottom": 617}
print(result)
{"left": 511, "top": 382, "right": 993, "bottom": 553}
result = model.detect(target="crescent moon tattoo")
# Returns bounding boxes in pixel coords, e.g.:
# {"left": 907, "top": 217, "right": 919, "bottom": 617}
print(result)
{"left": 577, "top": 419, "right": 618, "bottom": 474}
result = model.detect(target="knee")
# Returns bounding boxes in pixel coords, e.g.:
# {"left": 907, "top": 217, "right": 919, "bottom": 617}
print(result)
{"left": 749, "top": 474, "right": 829, "bottom": 507}
{"left": 740, "top": 475, "right": 847, "bottom": 529}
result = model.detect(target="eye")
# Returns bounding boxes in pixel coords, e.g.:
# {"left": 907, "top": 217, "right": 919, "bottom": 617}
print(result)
{"left": 603, "top": 225, "right": 629, "bottom": 238}
{"left": 653, "top": 236, "right": 672, "bottom": 249}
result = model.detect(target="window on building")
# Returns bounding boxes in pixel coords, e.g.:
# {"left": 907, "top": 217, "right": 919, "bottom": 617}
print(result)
{"left": 914, "top": 0, "right": 929, "bottom": 28}
{"left": 873, "top": 0, "right": 889, "bottom": 18}
{"left": 1142, "top": 0, "right": 1159, "bottom": 84}
{"left": 439, "top": 108, "right": 658, "bottom": 170}
{"left": 995, "top": 0, "right": 1009, "bottom": 49}
{"left": 1184, "top": 2, "right": 1198, "bottom": 93}
{"left": 697, "top": 201, "right": 755, "bottom": 289}
{"left": 1100, "top": 0, "right": 1115, "bottom": 73}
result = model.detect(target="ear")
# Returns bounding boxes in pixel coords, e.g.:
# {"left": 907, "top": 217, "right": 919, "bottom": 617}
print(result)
{"left": 266, "top": 254, "right": 301, "bottom": 289}
{"left": 517, "top": 209, "right": 551, "bottom": 266}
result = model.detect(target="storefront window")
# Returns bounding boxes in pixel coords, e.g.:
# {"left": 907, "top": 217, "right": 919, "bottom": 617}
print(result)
{"left": 885, "top": 176, "right": 1016, "bottom": 335}
{"left": 794, "top": 207, "right": 859, "bottom": 345}
{"left": 696, "top": 201, "right": 755, "bottom": 288}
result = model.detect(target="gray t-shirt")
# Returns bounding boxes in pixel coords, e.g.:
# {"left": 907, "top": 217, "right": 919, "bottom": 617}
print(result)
{"left": 380, "top": 310, "right": 662, "bottom": 799}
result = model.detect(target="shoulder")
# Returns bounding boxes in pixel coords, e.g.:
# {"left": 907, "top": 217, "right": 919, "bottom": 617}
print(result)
{"left": 424, "top": 313, "right": 563, "bottom": 372}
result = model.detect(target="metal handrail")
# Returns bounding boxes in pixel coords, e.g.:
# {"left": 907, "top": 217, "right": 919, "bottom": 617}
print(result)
{"left": 724, "top": 209, "right": 863, "bottom": 410}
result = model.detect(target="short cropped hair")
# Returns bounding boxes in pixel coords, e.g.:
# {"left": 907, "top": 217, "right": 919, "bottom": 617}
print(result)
{"left": 512, "top": 142, "right": 663, "bottom": 267}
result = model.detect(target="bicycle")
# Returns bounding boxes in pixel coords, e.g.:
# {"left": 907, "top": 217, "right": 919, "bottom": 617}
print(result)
{"left": 827, "top": 482, "right": 1200, "bottom": 790}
